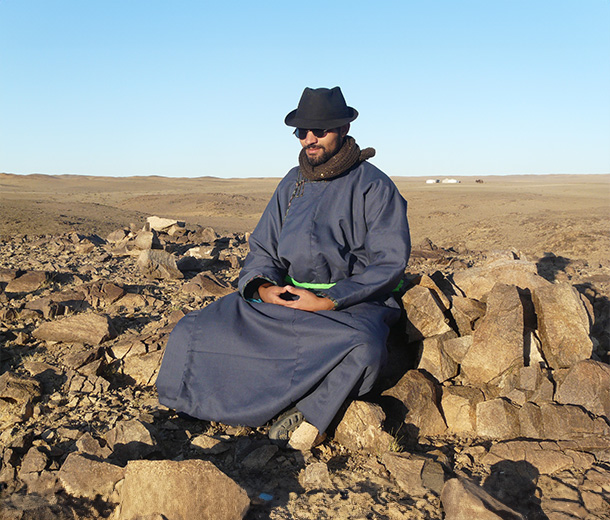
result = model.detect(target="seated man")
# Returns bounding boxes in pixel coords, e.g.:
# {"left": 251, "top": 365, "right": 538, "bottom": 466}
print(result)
{"left": 156, "top": 86, "right": 411, "bottom": 446}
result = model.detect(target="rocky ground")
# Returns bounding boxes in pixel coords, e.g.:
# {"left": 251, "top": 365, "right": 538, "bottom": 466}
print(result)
{"left": 0, "top": 211, "right": 609, "bottom": 519}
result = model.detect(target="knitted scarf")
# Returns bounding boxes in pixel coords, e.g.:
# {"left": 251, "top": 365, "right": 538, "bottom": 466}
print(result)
{"left": 298, "top": 136, "right": 376, "bottom": 181}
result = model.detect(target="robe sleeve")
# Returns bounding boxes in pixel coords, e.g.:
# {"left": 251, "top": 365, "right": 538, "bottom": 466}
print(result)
{"left": 238, "top": 173, "right": 293, "bottom": 299}
{"left": 319, "top": 178, "right": 411, "bottom": 310}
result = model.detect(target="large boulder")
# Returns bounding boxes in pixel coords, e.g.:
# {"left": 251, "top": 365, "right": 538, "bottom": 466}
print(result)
{"left": 481, "top": 440, "right": 595, "bottom": 475}
{"left": 334, "top": 400, "right": 394, "bottom": 454}
{"left": 382, "top": 370, "right": 447, "bottom": 437}
{"left": 134, "top": 229, "right": 160, "bottom": 250}
{"left": 382, "top": 452, "right": 445, "bottom": 496}
{"left": 441, "top": 477, "right": 525, "bottom": 520}
{"left": 441, "top": 385, "right": 485, "bottom": 435}
{"left": 58, "top": 453, "right": 124, "bottom": 500}
{"left": 147, "top": 216, "right": 185, "bottom": 232}
{"left": 137, "top": 249, "right": 183, "bottom": 280}
{"left": 402, "top": 285, "right": 452, "bottom": 341}
{"left": 116, "top": 459, "right": 249, "bottom": 520}
{"left": 555, "top": 360, "right": 610, "bottom": 418}
{"left": 0, "top": 372, "right": 42, "bottom": 404}
{"left": 182, "top": 272, "right": 233, "bottom": 298}
{"left": 450, "top": 296, "right": 487, "bottom": 336}
{"left": 531, "top": 283, "right": 593, "bottom": 369}
{"left": 122, "top": 350, "right": 164, "bottom": 386}
{"left": 452, "top": 259, "right": 550, "bottom": 301}
{"left": 4, "top": 271, "right": 48, "bottom": 294}
{"left": 104, "top": 419, "right": 157, "bottom": 462}
{"left": 461, "top": 284, "right": 524, "bottom": 385}
{"left": 417, "top": 332, "right": 459, "bottom": 383}
{"left": 519, "top": 402, "right": 610, "bottom": 440}
{"left": 476, "top": 398, "right": 521, "bottom": 439}
{"left": 33, "top": 313, "right": 117, "bottom": 345}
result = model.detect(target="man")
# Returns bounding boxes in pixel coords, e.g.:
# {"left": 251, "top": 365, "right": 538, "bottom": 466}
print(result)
{"left": 156, "top": 86, "right": 411, "bottom": 447}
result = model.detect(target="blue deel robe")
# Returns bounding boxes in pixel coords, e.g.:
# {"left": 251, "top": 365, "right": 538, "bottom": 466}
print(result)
{"left": 156, "top": 160, "right": 411, "bottom": 433}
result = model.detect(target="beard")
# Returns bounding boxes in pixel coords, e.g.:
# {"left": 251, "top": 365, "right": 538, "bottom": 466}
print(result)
{"left": 305, "top": 145, "right": 334, "bottom": 166}
{"left": 304, "top": 139, "right": 343, "bottom": 166}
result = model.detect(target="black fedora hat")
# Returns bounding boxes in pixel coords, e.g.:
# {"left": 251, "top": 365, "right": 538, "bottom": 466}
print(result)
{"left": 285, "top": 86, "right": 358, "bottom": 128}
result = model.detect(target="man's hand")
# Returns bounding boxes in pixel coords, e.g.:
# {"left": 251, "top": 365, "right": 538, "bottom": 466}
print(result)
{"left": 258, "top": 283, "right": 334, "bottom": 312}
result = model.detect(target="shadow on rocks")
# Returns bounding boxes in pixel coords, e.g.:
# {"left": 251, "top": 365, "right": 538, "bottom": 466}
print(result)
{"left": 536, "top": 253, "right": 571, "bottom": 282}
{"left": 151, "top": 413, "right": 307, "bottom": 518}
{"left": 574, "top": 282, "right": 610, "bottom": 360}
{"left": 483, "top": 460, "right": 546, "bottom": 520}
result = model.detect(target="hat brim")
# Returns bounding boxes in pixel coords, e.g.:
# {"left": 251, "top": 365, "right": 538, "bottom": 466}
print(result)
{"left": 284, "top": 108, "right": 358, "bottom": 128}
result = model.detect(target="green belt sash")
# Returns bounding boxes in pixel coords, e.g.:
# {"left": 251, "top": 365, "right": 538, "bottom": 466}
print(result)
{"left": 285, "top": 275, "right": 404, "bottom": 293}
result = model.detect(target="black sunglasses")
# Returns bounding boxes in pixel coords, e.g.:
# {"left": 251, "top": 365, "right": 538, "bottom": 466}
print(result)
{"left": 293, "top": 128, "right": 335, "bottom": 139}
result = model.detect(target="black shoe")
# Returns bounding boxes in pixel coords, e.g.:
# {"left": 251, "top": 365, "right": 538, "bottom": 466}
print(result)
{"left": 268, "top": 407, "right": 304, "bottom": 442}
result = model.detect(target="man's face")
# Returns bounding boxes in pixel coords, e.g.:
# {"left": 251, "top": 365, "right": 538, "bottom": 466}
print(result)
{"left": 299, "top": 125, "right": 348, "bottom": 166}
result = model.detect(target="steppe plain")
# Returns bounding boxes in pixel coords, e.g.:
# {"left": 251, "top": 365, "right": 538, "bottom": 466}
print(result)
{"left": 1, "top": 172, "right": 608, "bottom": 266}
{"left": 0, "top": 171, "right": 609, "bottom": 519}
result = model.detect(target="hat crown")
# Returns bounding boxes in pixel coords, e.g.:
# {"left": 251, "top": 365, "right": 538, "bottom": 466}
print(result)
{"left": 285, "top": 86, "right": 358, "bottom": 128}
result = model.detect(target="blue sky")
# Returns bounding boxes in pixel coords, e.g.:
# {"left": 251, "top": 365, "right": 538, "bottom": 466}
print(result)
{"left": 1, "top": 0, "right": 609, "bottom": 178}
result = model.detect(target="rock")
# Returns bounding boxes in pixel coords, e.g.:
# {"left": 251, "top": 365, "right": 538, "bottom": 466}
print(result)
{"left": 519, "top": 402, "right": 610, "bottom": 440}
{"left": 555, "top": 359, "right": 610, "bottom": 418}
{"left": 441, "top": 476, "right": 525, "bottom": 520}
{"left": 382, "top": 370, "right": 447, "bottom": 437}
{"left": 75, "top": 432, "right": 113, "bottom": 459}
{"left": 410, "top": 274, "right": 451, "bottom": 310}
{"left": 334, "top": 401, "right": 394, "bottom": 454}
{"left": 185, "top": 245, "right": 216, "bottom": 259}
{"left": 481, "top": 440, "right": 595, "bottom": 475}
{"left": 58, "top": 452, "right": 124, "bottom": 500}
{"left": 0, "top": 493, "right": 68, "bottom": 520}
{"left": 33, "top": 313, "right": 117, "bottom": 345}
{"left": 241, "top": 444, "right": 278, "bottom": 469}
{"left": 196, "top": 226, "right": 218, "bottom": 243}
{"left": 134, "top": 229, "right": 160, "bottom": 250}
{"left": 105, "top": 419, "right": 156, "bottom": 462}
{"left": 531, "top": 283, "right": 593, "bottom": 369}
{"left": 18, "top": 446, "right": 48, "bottom": 475}
{"left": 300, "top": 462, "right": 334, "bottom": 490}
{"left": 23, "top": 360, "right": 62, "bottom": 379}
{"left": 0, "top": 372, "right": 42, "bottom": 404}
{"left": 85, "top": 281, "right": 126, "bottom": 305}
{"left": 61, "top": 346, "right": 103, "bottom": 369}
{"left": 402, "top": 285, "right": 452, "bottom": 340}
{"left": 441, "top": 385, "right": 485, "bottom": 435}
{"left": 20, "top": 470, "right": 59, "bottom": 496}
{"left": 117, "top": 459, "right": 250, "bottom": 520}
{"left": 0, "top": 267, "right": 20, "bottom": 282}
{"left": 147, "top": 216, "right": 185, "bottom": 232}
{"left": 106, "top": 228, "right": 128, "bottom": 242}
{"left": 504, "top": 365, "right": 554, "bottom": 405}
{"left": 417, "top": 332, "right": 459, "bottom": 383}
{"left": 476, "top": 398, "right": 521, "bottom": 439}
{"left": 24, "top": 297, "right": 63, "bottom": 319}
{"left": 461, "top": 284, "right": 524, "bottom": 385}
{"left": 122, "top": 350, "right": 164, "bottom": 386}
{"left": 111, "top": 339, "right": 147, "bottom": 360}
{"left": 4, "top": 271, "right": 48, "bottom": 294}
{"left": 382, "top": 452, "right": 445, "bottom": 496}
{"left": 443, "top": 335, "right": 473, "bottom": 364}
{"left": 452, "top": 259, "right": 551, "bottom": 301}
{"left": 287, "top": 421, "right": 322, "bottom": 452}
{"left": 191, "top": 434, "right": 231, "bottom": 455}
{"left": 137, "top": 249, "right": 183, "bottom": 279}
{"left": 450, "top": 296, "right": 486, "bottom": 336}
{"left": 182, "top": 272, "right": 233, "bottom": 298}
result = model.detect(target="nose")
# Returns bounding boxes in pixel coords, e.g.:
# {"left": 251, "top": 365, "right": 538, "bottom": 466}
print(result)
{"left": 303, "top": 130, "right": 318, "bottom": 145}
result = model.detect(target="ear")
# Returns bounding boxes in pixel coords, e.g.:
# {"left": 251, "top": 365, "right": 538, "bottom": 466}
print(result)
{"left": 339, "top": 124, "right": 350, "bottom": 138}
